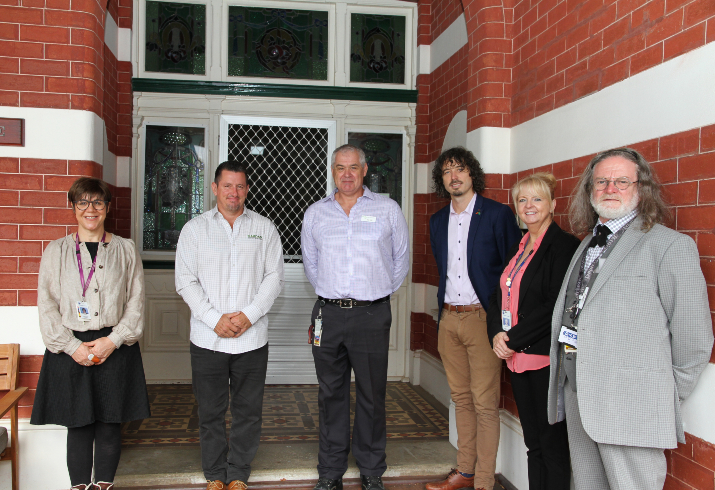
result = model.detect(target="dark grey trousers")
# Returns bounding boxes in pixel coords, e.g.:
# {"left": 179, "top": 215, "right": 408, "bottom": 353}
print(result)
{"left": 190, "top": 342, "right": 268, "bottom": 484}
{"left": 311, "top": 300, "right": 392, "bottom": 479}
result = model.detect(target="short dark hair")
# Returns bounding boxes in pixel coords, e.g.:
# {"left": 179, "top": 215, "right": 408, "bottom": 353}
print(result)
{"left": 67, "top": 177, "right": 112, "bottom": 203}
{"left": 432, "top": 147, "right": 486, "bottom": 198}
{"left": 215, "top": 160, "right": 250, "bottom": 185}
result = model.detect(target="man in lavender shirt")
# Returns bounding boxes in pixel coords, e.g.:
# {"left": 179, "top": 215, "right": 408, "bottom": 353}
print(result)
{"left": 301, "top": 144, "right": 409, "bottom": 490}
{"left": 427, "top": 148, "right": 521, "bottom": 490}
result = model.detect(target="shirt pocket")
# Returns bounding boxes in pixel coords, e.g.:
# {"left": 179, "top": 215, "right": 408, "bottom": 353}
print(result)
{"left": 356, "top": 217, "right": 382, "bottom": 240}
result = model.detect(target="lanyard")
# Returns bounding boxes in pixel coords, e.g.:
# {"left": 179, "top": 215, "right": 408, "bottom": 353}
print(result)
{"left": 505, "top": 248, "right": 533, "bottom": 310}
{"left": 75, "top": 232, "right": 105, "bottom": 300}
{"left": 568, "top": 219, "right": 634, "bottom": 325}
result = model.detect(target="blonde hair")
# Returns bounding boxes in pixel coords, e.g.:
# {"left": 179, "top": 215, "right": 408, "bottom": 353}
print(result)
{"left": 511, "top": 172, "right": 556, "bottom": 210}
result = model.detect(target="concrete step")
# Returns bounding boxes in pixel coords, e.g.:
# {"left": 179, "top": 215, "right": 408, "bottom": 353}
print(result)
{"left": 124, "top": 475, "right": 511, "bottom": 490}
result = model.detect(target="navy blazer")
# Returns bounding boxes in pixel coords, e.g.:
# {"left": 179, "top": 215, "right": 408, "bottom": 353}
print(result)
{"left": 430, "top": 193, "right": 521, "bottom": 324}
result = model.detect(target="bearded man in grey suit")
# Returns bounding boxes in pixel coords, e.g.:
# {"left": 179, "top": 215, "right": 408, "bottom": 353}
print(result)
{"left": 547, "top": 148, "right": 713, "bottom": 490}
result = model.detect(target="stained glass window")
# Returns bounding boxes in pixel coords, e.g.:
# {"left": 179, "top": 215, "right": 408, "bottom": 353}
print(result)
{"left": 143, "top": 126, "right": 205, "bottom": 251}
{"left": 348, "top": 132, "right": 403, "bottom": 208}
{"left": 350, "top": 13, "right": 406, "bottom": 84}
{"left": 145, "top": 1, "right": 206, "bottom": 75}
{"left": 227, "top": 7, "right": 329, "bottom": 80}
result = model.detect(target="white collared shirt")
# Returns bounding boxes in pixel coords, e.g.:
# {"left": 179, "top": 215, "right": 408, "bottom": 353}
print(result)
{"left": 444, "top": 193, "right": 480, "bottom": 305}
{"left": 301, "top": 186, "right": 410, "bottom": 300}
{"left": 175, "top": 207, "right": 285, "bottom": 354}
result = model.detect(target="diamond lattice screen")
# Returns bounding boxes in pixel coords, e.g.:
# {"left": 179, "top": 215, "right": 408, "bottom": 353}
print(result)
{"left": 227, "top": 124, "right": 329, "bottom": 262}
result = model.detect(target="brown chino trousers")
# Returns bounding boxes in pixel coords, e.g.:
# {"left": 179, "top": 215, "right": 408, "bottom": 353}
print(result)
{"left": 438, "top": 308, "right": 502, "bottom": 490}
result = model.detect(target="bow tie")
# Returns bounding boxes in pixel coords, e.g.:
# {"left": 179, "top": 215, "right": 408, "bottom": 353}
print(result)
{"left": 589, "top": 224, "right": 612, "bottom": 248}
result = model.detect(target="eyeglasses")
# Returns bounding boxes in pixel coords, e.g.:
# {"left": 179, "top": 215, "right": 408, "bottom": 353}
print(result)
{"left": 593, "top": 178, "right": 639, "bottom": 191}
{"left": 74, "top": 200, "right": 108, "bottom": 210}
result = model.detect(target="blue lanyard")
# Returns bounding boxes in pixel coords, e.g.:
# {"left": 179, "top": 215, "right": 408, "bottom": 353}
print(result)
{"left": 505, "top": 248, "right": 533, "bottom": 310}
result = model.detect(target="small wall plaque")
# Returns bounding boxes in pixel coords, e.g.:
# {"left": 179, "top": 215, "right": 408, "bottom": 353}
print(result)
{"left": 0, "top": 118, "right": 24, "bottom": 146}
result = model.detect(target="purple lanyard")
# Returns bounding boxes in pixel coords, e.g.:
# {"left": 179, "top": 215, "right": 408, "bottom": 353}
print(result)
{"left": 505, "top": 248, "right": 533, "bottom": 310}
{"left": 76, "top": 232, "right": 105, "bottom": 299}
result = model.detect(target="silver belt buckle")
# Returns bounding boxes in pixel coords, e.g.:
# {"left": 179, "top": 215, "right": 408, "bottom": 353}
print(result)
{"left": 339, "top": 299, "right": 353, "bottom": 309}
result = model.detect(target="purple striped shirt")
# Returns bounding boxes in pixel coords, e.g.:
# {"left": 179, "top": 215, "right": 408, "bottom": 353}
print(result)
{"left": 301, "top": 187, "right": 410, "bottom": 301}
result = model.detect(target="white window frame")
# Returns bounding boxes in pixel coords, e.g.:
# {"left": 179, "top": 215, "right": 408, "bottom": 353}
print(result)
{"left": 343, "top": 3, "right": 414, "bottom": 91}
{"left": 134, "top": 118, "right": 211, "bottom": 260}
{"left": 221, "top": 0, "right": 336, "bottom": 86}
{"left": 137, "top": 0, "right": 213, "bottom": 81}
{"left": 133, "top": 0, "right": 417, "bottom": 89}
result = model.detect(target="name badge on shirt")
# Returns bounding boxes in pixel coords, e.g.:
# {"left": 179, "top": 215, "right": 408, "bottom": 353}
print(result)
{"left": 76, "top": 301, "right": 92, "bottom": 322}
{"left": 361, "top": 215, "right": 376, "bottom": 222}
{"left": 558, "top": 325, "right": 577, "bottom": 349}
{"left": 501, "top": 310, "right": 511, "bottom": 331}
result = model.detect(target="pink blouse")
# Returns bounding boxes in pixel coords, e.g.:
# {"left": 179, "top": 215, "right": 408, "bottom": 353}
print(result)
{"left": 499, "top": 231, "right": 551, "bottom": 373}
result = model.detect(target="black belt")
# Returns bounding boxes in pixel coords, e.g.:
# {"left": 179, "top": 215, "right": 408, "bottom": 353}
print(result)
{"left": 318, "top": 296, "right": 390, "bottom": 308}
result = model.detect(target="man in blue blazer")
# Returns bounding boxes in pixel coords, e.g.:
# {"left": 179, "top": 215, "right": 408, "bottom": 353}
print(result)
{"left": 426, "top": 148, "right": 521, "bottom": 490}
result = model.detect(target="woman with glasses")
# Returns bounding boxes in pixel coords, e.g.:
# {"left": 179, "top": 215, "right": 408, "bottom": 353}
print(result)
{"left": 31, "top": 177, "right": 150, "bottom": 490}
{"left": 487, "top": 173, "right": 580, "bottom": 490}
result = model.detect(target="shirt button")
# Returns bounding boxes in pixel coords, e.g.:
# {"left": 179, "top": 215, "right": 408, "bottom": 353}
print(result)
{"left": 94, "top": 289, "right": 98, "bottom": 293}
{"left": 94, "top": 312, "right": 98, "bottom": 316}
{"left": 98, "top": 265, "right": 103, "bottom": 269}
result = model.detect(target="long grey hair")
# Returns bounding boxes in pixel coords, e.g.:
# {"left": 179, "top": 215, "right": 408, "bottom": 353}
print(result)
{"left": 568, "top": 148, "right": 671, "bottom": 234}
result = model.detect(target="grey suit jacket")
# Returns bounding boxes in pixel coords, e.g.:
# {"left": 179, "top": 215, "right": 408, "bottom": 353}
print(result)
{"left": 547, "top": 216, "right": 713, "bottom": 448}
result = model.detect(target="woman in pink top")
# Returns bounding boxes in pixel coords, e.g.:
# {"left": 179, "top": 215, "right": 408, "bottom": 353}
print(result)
{"left": 487, "top": 173, "right": 580, "bottom": 490}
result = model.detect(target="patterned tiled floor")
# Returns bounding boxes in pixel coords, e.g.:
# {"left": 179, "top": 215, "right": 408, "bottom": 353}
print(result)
{"left": 122, "top": 382, "right": 449, "bottom": 447}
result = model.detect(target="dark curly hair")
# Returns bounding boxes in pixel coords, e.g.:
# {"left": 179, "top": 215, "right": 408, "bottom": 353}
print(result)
{"left": 431, "top": 147, "right": 486, "bottom": 199}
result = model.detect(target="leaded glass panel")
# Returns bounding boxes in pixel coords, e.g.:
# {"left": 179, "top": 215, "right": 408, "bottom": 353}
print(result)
{"left": 228, "top": 7, "right": 329, "bottom": 80}
{"left": 145, "top": 1, "right": 206, "bottom": 75}
{"left": 350, "top": 13, "right": 405, "bottom": 84}
{"left": 227, "top": 124, "right": 329, "bottom": 262}
{"left": 144, "top": 126, "right": 206, "bottom": 251}
{"left": 348, "top": 132, "right": 403, "bottom": 208}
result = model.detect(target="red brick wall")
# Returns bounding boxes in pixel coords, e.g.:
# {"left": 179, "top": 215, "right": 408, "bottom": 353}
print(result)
{"left": 0, "top": 0, "right": 107, "bottom": 115}
{"left": 0, "top": 157, "right": 102, "bottom": 307}
{"left": 666, "top": 433, "right": 715, "bottom": 490}
{"left": 421, "top": 0, "right": 715, "bottom": 133}
{"left": 509, "top": 0, "right": 715, "bottom": 126}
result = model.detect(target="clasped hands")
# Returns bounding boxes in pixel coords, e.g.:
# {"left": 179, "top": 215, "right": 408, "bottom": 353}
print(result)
{"left": 492, "top": 331, "right": 515, "bottom": 360}
{"left": 214, "top": 312, "right": 253, "bottom": 338}
{"left": 71, "top": 337, "right": 117, "bottom": 366}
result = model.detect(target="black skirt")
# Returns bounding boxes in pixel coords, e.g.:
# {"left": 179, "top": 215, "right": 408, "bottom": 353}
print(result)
{"left": 30, "top": 327, "right": 151, "bottom": 428}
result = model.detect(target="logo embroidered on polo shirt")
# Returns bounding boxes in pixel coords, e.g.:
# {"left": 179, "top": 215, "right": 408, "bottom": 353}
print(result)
{"left": 247, "top": 234, "right": 263, "bottom": 240}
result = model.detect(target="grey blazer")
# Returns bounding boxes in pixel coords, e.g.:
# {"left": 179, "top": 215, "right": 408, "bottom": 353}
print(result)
{"left": 547, "top": 217, "right": 713, "bottom": 448}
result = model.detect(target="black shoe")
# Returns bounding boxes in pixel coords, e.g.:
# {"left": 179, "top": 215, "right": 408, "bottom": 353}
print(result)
{"left": 361, "top": 475, "right": 385, "bottom": 490}
{"left": 313, "top": 478, "right": 343, "bottom": 490}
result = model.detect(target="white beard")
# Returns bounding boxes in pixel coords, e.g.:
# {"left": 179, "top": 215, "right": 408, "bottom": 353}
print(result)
{"left": 591, "top": 192, "right": 639, "bottom": 220}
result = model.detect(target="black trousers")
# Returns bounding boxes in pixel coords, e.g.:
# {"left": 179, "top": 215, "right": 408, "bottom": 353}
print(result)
{"left": 190, "top": 342, "right": 268, "bottom": 483}
{"left": 311, "top": 300, "right": 392, "bottom": 479}
{"left": 509, "top": 365, "right": 571, "bottom": 490}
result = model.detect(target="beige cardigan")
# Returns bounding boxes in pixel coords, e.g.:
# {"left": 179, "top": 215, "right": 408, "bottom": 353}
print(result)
{"left": 37, "top": 234, "right": 145, "bottom": 355}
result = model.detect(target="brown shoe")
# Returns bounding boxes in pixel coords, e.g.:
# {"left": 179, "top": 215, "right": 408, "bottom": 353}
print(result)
{"left": 227, "top": 481, "right": 248, "bottom": 490}
{"left": 425, "top": 469, "right": 474, "bottom": 490}
{"left": 206, "top": 481, "right": 226, "bottom": 490}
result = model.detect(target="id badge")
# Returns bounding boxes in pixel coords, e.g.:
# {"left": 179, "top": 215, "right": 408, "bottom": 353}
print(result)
{"left": 313, "top": 318, "right": 322, "bottom": 347}
{"left": 501, "top": 310, "right": 511, "bottom": 331}
{"left": 558, "top": 325, "right": 578, "bottom": 349}
{"left": 76, "top": 301, "right": 92, "bottom": 322}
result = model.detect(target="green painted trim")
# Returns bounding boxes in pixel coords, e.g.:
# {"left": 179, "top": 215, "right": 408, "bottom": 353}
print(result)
{"left": 132, "top": 78, "right": 418, "bottom": 103}
{"left": 142, "top": 260, "right": 175, "bottom": 270}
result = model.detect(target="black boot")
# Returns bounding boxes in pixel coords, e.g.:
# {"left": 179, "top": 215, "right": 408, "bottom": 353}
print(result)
{"left": 313, "top": 478, "right": 343, "bottom": 490}
{"left": 361, "top": 475, "right": 386, "bottom": 490}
